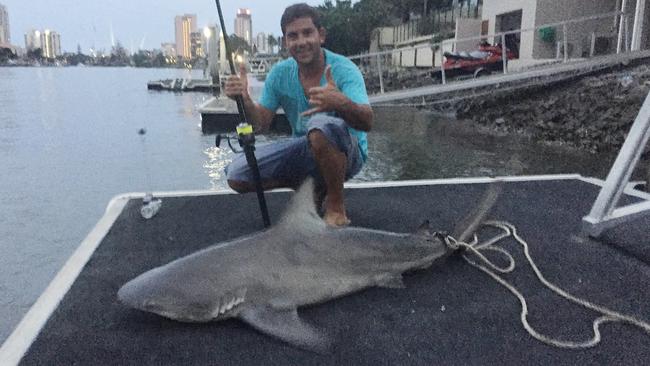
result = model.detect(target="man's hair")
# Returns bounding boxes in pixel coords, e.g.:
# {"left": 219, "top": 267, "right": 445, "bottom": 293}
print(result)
{"left": 281, "top": 3, "right": 322, "bottom": 35}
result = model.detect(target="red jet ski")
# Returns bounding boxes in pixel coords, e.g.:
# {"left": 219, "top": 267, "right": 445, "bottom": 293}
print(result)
{"left": 432, "top": 42, "right": 518, "bottom": 81}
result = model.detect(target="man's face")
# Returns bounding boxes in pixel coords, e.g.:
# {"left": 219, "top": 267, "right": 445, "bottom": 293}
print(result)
{"left": 284, "top": 17, "right": 325, "bottom": 67}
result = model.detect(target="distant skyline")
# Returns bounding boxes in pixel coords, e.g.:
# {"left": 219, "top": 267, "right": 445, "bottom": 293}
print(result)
{"left": 0, "top": 0, "right": 328, "bottom": 53}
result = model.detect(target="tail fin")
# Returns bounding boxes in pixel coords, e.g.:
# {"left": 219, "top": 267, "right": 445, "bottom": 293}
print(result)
{"left": 452, "top": 181, "right": 503, "bottom": 243}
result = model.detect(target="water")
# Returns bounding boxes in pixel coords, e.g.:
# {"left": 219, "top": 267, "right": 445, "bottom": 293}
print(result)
{"left": 0, "top": 67, "right": 615, "bottom": 343}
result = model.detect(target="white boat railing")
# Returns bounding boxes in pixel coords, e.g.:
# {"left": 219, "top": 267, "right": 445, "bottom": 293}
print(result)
{"left": 583, "top": 90, "right": 650, "bottom": 237}
{"left": 349, "top": 10, "right": 631, "bottom": 94}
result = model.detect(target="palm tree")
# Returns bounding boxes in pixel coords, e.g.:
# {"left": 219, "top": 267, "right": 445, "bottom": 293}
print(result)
{"left": 267, "top": 35, "right": 278, "bottom": 54}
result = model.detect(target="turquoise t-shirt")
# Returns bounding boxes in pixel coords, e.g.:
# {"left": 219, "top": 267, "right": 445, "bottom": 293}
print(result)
{"left": 258, "top": 48, "right": 369, "bottom": 162}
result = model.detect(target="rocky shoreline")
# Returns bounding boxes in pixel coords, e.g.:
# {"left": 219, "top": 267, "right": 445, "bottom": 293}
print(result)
{"left": 454, "top": 62, "right": 650, "bottom": 155}
{"left": 452, "top": 61, "right": 650, "bottom": 186}
{"left": 366, "top": 58, "right": 650, "bottom": 185}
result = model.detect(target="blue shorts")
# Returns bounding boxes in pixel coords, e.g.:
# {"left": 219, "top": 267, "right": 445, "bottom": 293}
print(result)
{"left": 225, "top": 115, "right": 363, "bottom": 187}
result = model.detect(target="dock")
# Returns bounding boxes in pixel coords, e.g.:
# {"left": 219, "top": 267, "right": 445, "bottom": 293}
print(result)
{"left": 198, "top": 96, "right": 291, "bottom": 134}
{"left": 368, "top": 50, "right": 650, "bottom": 105}
{"left": 147, "top": 78, "right": 216, "bottom": 93}
{"left": 1, "top": 175, "right": 649, "bottom": 365}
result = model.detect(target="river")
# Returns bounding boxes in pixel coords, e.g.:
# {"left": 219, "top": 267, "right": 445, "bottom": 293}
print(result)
{"left": 0, "top": 66, "right": 617, "bottom": 343}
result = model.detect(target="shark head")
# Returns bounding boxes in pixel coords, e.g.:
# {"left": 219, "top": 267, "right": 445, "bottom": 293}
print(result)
{"left": 118, "top": 267, "right": 191, "bottom": 320}
{"left": 118, "top": 265, "right": 242, "bottom": 322}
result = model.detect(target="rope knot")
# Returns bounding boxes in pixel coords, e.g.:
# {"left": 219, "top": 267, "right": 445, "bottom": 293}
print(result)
{"left": 443, "top": 235, "right": 461, "bottom": 251}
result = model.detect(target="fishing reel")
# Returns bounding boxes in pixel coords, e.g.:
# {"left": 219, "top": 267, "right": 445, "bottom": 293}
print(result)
{"left": 215, "top": 122, "right": 255, "bottom": 153}
{"left": 215, "top": 121, "right": 270, "bottom": 227}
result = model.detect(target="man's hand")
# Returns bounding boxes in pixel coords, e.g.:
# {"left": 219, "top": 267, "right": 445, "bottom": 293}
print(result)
{"left": 224, "top": 63, "right": 250, "bottom": 101}
{"left": 301, "top": 65, "right": 348, "bottom": 117}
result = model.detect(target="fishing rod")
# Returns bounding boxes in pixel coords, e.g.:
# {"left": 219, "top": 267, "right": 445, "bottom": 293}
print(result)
{"left": 214, "top": 0, "right": 271, "bottom": 228}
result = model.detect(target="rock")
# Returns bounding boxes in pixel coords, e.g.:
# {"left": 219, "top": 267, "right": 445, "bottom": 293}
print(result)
{"left": 436, "top": 61, "right": 650, "bottom": 155}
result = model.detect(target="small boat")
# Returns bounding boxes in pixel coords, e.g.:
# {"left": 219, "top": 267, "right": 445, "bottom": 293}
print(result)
{"left": 146, "top": 78, "right": 216, "bottom": 93}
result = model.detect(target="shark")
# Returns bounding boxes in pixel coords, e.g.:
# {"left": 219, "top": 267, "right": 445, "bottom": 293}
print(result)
{"left": 118, "top": 178, "right": 500, "bottom": 352}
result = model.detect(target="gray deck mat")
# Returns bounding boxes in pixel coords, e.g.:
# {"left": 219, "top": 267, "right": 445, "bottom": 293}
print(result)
{"left": 17, "top": 179, "right": 650, "bottom": 365}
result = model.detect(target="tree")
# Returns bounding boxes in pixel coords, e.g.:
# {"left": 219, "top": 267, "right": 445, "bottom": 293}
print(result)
{"left": 228, "top": 35, "right": 252, "bottom": 55}
{"left": 314, "top": 0, "right": 457, "bottom": 56}
{"left": 132, "top": 50, "right": 153, "bottom": 68}
{"left": 318, "top": 0, "right": 358, "bottom": 55}
{"left": 0, "top": 47, "right": 16, "bottom": 63}
{"left": 152, "top": 52, "right": 168, "bottom": 68}
{"left": 26, "top": 48, "right": 43, "bottom": 60}
{"left": 267, "top": 34, "right": 278, "bottom": 54}
{"left": 110, "top": 41, "right": 130, "bottom": 66}
{"left": 64, "top": 51, "right": 91, "bottom": 66}
{"left": 318, "top": 0, "right": 397, "bottom": 56}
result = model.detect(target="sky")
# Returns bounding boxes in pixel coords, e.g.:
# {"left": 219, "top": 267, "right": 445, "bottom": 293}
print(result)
{"left": 1, "top": 0, "right": 328, "bottom": 53}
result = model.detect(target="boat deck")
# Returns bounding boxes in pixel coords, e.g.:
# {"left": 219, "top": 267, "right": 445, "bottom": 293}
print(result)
{"left": 2, "top": 176, "right": 649, "bottom": 365}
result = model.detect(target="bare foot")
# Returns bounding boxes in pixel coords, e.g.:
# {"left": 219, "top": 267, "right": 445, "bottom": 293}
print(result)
{"left": 324, "top": 211, "right": 351, "bottom": 227}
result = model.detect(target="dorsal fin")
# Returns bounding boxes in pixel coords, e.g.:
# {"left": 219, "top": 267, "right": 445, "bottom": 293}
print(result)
{"left": 277, "top": 178, "right": 325, "bottom": 231}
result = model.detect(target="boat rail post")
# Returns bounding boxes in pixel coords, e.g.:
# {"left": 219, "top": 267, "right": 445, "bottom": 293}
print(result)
{"left": 617, "top": 0, "right": 628, "bottom": 54}
{"left": 501, "top": 34, "right": 508, "bottom": 74}
{"left": 625, "top": 14, "right": 630, "bottom": 52}
{"left": 376, "top": 54, "right": 385, "bottom": 94}
{"left": 563, "top": 24, "right": 569, "bottom": 62}
{"left": 440, "top": 41, "right": 447, "bottom": 85}
{"left": 631, "top": 0, "right": 646, "bottom": 51}
{"left": 590, "top": 32, "right": 596, "bottom": 58}
{"left": 582, "top": 90, "right": 650, "bottom": 237}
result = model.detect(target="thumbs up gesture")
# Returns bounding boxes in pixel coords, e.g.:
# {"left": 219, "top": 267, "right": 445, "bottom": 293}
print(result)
{"left": 301, "top": 65, "right": 346, "bottom": 117}
{"left": 224, "top": 63, "right": 250, "bottom": 101}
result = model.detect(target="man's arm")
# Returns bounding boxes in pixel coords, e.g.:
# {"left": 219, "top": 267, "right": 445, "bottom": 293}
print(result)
{"left": 224, "top": 64, "right": 275, "bottom": 132}
{"left": 302, "top": 65, "right": 373, "bottom": 132}
{"left": 330, "top": 99, "right": 373, "bottom": 132}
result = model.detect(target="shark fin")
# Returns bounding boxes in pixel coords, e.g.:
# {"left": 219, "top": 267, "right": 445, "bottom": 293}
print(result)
{"left": 415, "top": 220, "right": 434, "bottom": 236}
{"left": 377, "top": 275, "right": 406, "bottom": 289}
{"left": 452, "top": 181, "right": 503, "bottom": 243}
{"left": 240, "top": 305, "right": 331, "bottom": 353}
{"left": 277, "top": 178, "right": 325, "bottom": 232}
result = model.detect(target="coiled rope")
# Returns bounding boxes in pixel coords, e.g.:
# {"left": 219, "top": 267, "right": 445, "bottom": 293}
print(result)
{"left": 444, "top": 220, "right": 650, "bottom": 348}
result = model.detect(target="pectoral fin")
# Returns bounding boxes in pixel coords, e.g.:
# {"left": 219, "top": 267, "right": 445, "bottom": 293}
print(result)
{"left": 239, "top": 305, "right": 331, "bottom": 353}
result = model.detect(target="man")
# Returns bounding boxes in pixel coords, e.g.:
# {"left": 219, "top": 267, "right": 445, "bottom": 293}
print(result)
{"left": 224, "top": 3, "right": 373, "bottom": 227}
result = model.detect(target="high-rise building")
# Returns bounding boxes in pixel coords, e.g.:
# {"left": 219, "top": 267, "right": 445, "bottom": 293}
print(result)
{"left": 234, "top": 8, "right": 252, "bottom": 45}
{"left": 41, "top": 29, "right": 61, "bottom": 58}
{"left": 175, "top": 14, "right": 197, "bottom": 59}
{"left": 255, "top": 32, "right": 268, "bottom": 54}
{"left": 190, "top": 31, "right": 203, "bottom": 58}
{"left": 203, "top": 26, "right": 220, "bottom": 78}
{"left": 0, "top": 3, "right": 10, "bottom": 45}
{"left": 25, "top": 28, "right": 61, "bottom": 57}
{"left": 24, "top": 29, "right": 42, "bottom": 51}
{"left": 202, "top": 26, "right": 218, "bottom": 58}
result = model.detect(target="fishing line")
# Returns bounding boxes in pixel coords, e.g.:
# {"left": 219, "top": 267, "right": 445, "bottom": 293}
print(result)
{"left": 446, "top": 221, "right": 650, "bottom": 348}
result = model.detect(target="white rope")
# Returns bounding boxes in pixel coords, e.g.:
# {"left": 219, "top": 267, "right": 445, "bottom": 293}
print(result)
{"left": 448, "top": 220, "right": 650, "bottom": 349}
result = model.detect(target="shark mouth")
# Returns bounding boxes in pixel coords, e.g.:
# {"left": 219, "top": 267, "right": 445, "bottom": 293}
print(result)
{"left": 210, "top": 288, "right": 247, "bottom": 319}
